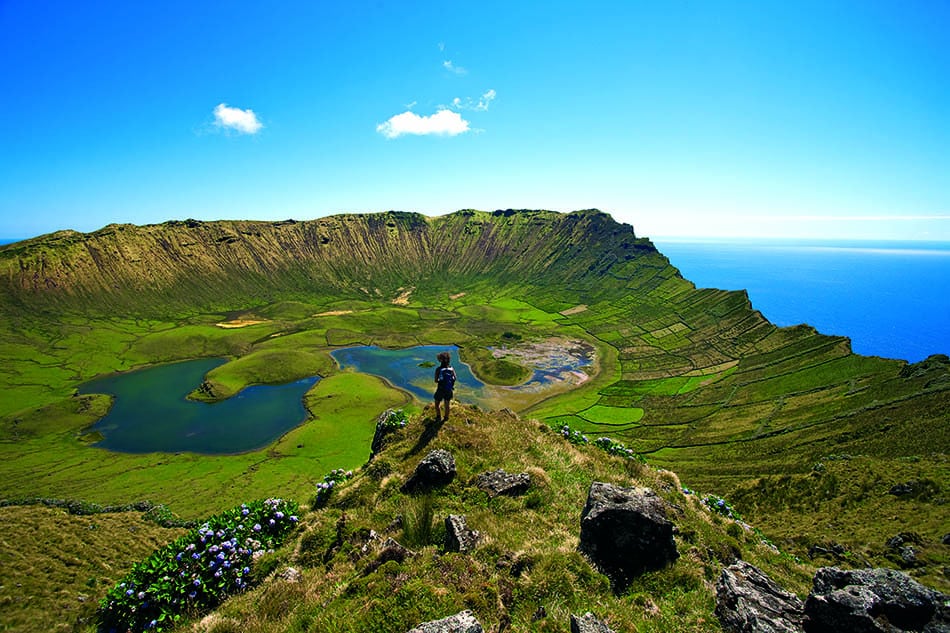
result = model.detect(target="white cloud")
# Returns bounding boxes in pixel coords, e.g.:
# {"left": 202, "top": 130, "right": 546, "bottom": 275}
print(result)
{"left": 213, "top": 103, "right": 263, "bottom": 134}
{"left": 476, "top": 89, "right": 496, "bottom": 111}
{"left": 376, "top": 109, "right": 470, "bottom": 139}
{"left": 449, "top": 89, "right": 496, "bottom": 111}
{"left": 443, "top": 60, "right": 467, "bottom": 75}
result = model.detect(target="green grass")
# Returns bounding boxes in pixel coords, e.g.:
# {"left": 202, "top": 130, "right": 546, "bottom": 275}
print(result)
{"left": 190, "top": 405, "right": 815, "bottom": 633}
{"left": 578, "top": 405, "right": 645, "bottom": 425}
{"left": 0, "top": 504, "right": 186, "bottom": 633}
{"left": 197, "top": 349, "right": 338, "bottom": 399}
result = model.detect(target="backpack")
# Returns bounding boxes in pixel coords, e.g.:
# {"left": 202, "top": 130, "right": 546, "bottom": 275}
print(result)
{"left": 438, "top": 366, "right": 456, "bottom": 388}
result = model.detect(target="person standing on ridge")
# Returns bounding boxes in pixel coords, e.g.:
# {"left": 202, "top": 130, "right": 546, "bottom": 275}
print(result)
{"left": 433, "top": 350, "right": 456, "bottom": 421}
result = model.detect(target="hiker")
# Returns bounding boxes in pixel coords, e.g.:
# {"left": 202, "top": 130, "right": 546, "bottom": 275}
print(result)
{"left": 433, "top": 351, "right": 456, "bottom": 421}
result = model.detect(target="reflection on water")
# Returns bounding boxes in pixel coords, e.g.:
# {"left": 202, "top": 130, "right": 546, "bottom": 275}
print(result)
{"left": 79, "top": 358, "right": 319, "bottom": 454}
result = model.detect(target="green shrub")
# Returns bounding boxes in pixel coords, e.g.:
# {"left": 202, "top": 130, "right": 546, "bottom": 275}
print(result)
{"left": 97, "top": 498, "right": 299, "bottom": 632}
{"left": 401, "top": 495, "right": 438, "bottom": 548}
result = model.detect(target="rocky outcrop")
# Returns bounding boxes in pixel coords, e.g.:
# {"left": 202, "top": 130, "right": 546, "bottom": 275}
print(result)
{"left": 475, "top": 469, "right": 531, "bottom": 498}
{"left": 715, "top": 561, "right": 805, "bottom": 633}
{"left": 444, "top": 515, "right": 480, "bottom": 553}
{"left": 804, "top": 567, "right": 950, "bottom": 632}
{"left": 407, "top": 610, "right": 484, "bottom": 633}
{"left": 370, "top": 408, "right": 398, "bottom": 459}
{"left": 578, "top": 482, "right": 678, "bottom": 588}
{"left": 570, "top": 611, "right": 616, "bottom": 633}
{"left": 402, "top": 449, "right": 456, "bottom": 493}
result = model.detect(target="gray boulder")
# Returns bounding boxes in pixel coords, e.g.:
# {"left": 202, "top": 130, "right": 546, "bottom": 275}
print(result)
{"left": 444, "top": 514, "right": 480, "bottom": 553}
{"left": 407, "top": 610, "right": 483, "bottom": 633}
{"left": 804, "top": 567, "right": 950, "bottom": 632}
{"left": 475, "top": 469, "right": 531, "bottom": 498}
{"left": 715, "top": 561, "right": 804, "bottom": 633}
{"left": 570, "top": 611, "right": 616, "bottom": 632}
{"left": 402, "top": 449, "right": 456, "bottom": 492}
{"left": 579, "top": 482, "right": 678, "bottom": 588}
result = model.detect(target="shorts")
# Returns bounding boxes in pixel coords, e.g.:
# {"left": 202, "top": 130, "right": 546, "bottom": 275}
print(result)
{"left": 434, "top": 387, "right": 453, "bottom": 402}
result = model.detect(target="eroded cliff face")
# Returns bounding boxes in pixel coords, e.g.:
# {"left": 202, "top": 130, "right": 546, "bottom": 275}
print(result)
{"left": 0, "top": 209, "right": 662, "bottom": 315}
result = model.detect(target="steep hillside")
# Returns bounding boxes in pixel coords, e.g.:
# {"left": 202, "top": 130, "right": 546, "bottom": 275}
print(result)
{"left": 0, "top": 209, "right": 946, "bottom": 618}
{"left": 0, "top": 210, "right": 653, "bottom": 316}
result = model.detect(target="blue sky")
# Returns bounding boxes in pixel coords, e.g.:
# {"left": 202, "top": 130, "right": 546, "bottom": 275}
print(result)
{"left": 1, "top": 1, "right": 948, "bottom": 241}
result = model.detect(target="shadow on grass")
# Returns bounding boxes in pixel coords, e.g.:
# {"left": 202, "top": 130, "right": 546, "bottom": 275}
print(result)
{"left": 405, "top": 410, "right": 446, "bottom": 457}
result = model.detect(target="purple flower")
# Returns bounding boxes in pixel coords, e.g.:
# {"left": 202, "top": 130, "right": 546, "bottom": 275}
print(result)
{"left": 242, "top": 508, "right": 250, "bottom": 516}
{"left": 253, "top": 523, "right": 261, "bottom": 532}
{"left": 193, "top": 578, "right": 201, "bottom": 586}
{"left": 290, "top": 515, "right": 298, "bottom": 522}
{"left": 126, "top": 589, "right": 134, "bottom": 596}
{"left": 275, "top": 511, "right": 284, "bottom": 519}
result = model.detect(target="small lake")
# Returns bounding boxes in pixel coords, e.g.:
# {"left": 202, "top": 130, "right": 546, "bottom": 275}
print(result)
{"left": 330, "top": 342, "right": 593, "bottom": 409}
{"left": 79, "top": 358, "right": 319, "bottom": 454}
{"left": 331, "top": 345, "right": 486, "bottom": 403}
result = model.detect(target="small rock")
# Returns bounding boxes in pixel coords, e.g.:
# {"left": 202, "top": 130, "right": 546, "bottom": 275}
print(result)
{"left": 888, "top": 481, "right": 919, "bottom": 497}
{"left": 808, "top": 542, "right": 846, "bottom": 560}
{"left": 900, "top": 546, "right": 921, "bottom": 568}
{"left": 364, "top": 537, "right": 415, "bottom": 575}
{"left": 445, "top": 515, "right": 480, "bottom": 553}
{"left": 358, "top": 529, "right": 381, "bottom": 555}
{"left": 402, "top": 449, "right": 456, "bottom": 492}
{"left": 715, "top": 561, "right": 804, "bottom": 633}
{"left": 804, "top": 566, "right": 950, "bottom": 632}
{"left": 277, "top": 567, "right": 301, "bottom": 582}
{"left": 943, "top": 533, "right": 950, "bottom": 546}
{"left": 570, "top": 611, "right": 616, "bottom": 633}
{"left": 475, "top": 469, "right": 531, "bottom": 498}
{"left": 579, "top": 481, "right": 678, "bottom": 588}
{"left": 406, "top": 609, "right": 484, "bottom": 633}
{"left": 642, "top": 598, "right": 661, "bottom": 618}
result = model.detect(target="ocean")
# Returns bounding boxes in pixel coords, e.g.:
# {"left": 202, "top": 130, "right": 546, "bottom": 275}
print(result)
{"left": 2, "top": 237, "right": 947, "bottom": 363}
{"left": 653, "top": 238, "right": 950, "bottom": 363}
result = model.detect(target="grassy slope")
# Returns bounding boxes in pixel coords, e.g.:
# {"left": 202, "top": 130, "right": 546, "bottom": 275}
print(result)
{"left": 197, "top": 405, "right": 815, "bottom": 633}
{"left": 0, "top": 505, "right": 186, "bottom": 633}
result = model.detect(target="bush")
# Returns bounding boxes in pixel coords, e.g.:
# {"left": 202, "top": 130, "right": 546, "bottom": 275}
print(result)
{"left": 314, "top": 469, "right": 354, "bottom": 508}
{"left": 379, "top": 409, "right": 409, "bottom": 431}
{"left": 557, "top": 424, "right": 647, "bottom": 463}
{"left": 702, "top": 494, "right": 742, "bottom": 521}
{"left": 97, "top": 498, "right": 299, "bottom": 632}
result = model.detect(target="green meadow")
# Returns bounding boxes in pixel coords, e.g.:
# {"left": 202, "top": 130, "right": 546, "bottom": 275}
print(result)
{"left": 0, "top": 210, "right": 947, "bottom": 629}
